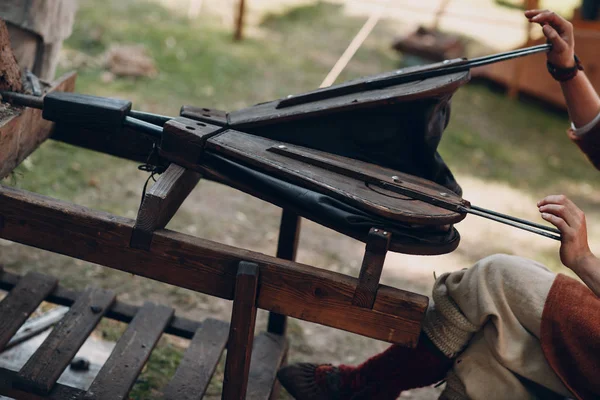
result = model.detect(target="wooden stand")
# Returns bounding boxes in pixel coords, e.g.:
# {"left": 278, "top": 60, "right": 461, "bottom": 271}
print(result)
{"left": 0, "top": 72, "right": 430, "bottom": 399}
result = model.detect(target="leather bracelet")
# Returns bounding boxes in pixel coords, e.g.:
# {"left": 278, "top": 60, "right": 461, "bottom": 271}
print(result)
{"left": 547, "top": 55, "right": 584, "bottom": 82}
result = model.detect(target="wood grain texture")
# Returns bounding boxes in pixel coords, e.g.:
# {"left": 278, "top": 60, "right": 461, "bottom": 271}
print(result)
{"left": 222, "top": 262, "right": 259, "bottom": 400}
{"left": 0, "top": 20, "right": 22, "bottom": 92}
{"left": 0, "top": 268, "right": 201, "bottom": 340}
{"left": 205, "top": 131, "right": 465, "bottom": 225}
{"left": 131, "top": 163, "right": 201, "bottom": 250}
{"left": 0, "top": 185, "right": 428, "bottom": 345}
{"left": 15, "top": 286, "right": 115, "bottom": 395}
{"left": 159, "top": 116, "right": 224, "bottom": 169}
{"left": 228, "top": 71, "right": 469, "bottom": 128}
{"left": 84, "top": 302, "right": 174, "bottom": 400}
{"left": 199, "top": 164, "right": 461, "bottom": 256}
{"left": 180, "top": 105, "right": 228, "bottom": 126}
{"left": 163, "top": 318, "right": 229, "bottom": 400}
{"left": 0, "top": 72, "right": 77, "bottom": 179}
{"left": 246, "top": 332, "right": 288, "bottom": 400}
{"left": 352, "top": 228, "right": 391, "bottom": 309}
{"left": 0, "top": 367, "right": 84, "bottom": 400}
{"left": 0, "top": 271, "right": 57, "bottom": 350}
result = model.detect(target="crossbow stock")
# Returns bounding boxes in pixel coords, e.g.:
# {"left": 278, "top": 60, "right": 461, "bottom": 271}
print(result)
{"left": 0, "top": 44, "right": 560, "bottom": 257}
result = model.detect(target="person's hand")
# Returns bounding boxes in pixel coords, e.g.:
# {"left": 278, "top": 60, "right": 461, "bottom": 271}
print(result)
{"left": 525, "top": 9, "right": 575, "bottom": 69}
{"left": 538, "top": 195, "right": 594, "bottom": 271}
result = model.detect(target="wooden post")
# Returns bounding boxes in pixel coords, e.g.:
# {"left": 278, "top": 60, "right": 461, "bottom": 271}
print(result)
{"left": 267, "top": 210, "right": 301, "bottom": 336}
{"left": 352, "top": 228, "right": 391, "bottom": 309}
{"left": 0, "top": 20, "right": 22, "bottom": 92}
{"left": 130, "top": 163, "right": 202, "bottom": 250}
{"left": 234, "top": 0, "right": 246, "bottom": 41}
{"left": 222, "top": 261, "right": 259, "bottom": 400}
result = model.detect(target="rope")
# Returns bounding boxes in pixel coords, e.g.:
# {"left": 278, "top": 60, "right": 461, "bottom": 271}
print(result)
{"left": 319, "top": 1, "right": 389, "bottom": 88}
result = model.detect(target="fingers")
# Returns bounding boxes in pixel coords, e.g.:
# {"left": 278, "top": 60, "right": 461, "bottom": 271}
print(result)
{"left": 541, "top": 212, "right": 569, "bottom": 232}
{"left": 542, "top": 24, "right": 569, "bottom": 53}
{"left": 537, "top": 194, "right": 572, "bottom": 207}
{"left": 528, "top": 10, "right": 571, "bottom": 34}
{"left": 539, "top": 204, "right": 578, "bottom": 227}
{"left": 524, "top": 9, "right": 544, "bottom": 18}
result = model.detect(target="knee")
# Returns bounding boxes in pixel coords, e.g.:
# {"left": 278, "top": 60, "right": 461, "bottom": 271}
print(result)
{"left": 469, "top": 253, "right": 550, "bottom": 282}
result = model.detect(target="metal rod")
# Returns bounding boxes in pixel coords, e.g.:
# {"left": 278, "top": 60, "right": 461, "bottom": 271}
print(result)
{"left": 0, "top": 91, "right": 44, "bottom": 109}
{"left": 470, "top": 205, "right": 560, "bottom": 234}
{"left": 123, "top": 116, "right": 163, "bottom": 139}
{"left": 278, "top": 44, "right": 552, "bottom": 108}
{"left": 465, "top": 208, "right": 561, "bottom": 241}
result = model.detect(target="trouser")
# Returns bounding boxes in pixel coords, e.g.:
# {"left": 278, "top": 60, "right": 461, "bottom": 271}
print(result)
{"left": 421, "top": 254, "right": 573, "bottom": 400}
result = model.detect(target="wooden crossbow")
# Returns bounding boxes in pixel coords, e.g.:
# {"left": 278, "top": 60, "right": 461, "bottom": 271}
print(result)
{"left": 0, "top": 44, "right": 560, "bottom": 257}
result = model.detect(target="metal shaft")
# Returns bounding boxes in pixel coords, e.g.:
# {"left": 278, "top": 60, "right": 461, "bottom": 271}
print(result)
{"left": 278, "top": 43, "right": 552, "bottom": 108}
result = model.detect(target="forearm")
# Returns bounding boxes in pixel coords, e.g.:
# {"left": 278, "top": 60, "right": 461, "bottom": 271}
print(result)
{"left": 561, "top": 72, "right": 600, "bottom": 127}
{"left": 573, "top": 254, "right": 600, "bottom": 297}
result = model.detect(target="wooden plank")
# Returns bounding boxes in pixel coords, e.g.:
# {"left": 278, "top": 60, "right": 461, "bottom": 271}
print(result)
{"left": 180, "top": 105, "right": 228, "bottom": 126}
{"left": 131, "top": 163, "right": 202, "bottom": 250}
{"left": 163, "top": 318, "right": 229, "bottom": 400}
{"left": 205, "top": 131, "right": 465, "bottom": 226}
{"left": 222, "top": 262, "right": 259, "bottom": 400}
{"left": 0, "top": 72, "right": 77, "bottom": 179}
{"left": 267, "top": 209, "right": 301, "bottom": 335}
{"left": 0, "top": 269, "right": 202, "bottom": 340}
{"left": 83, "top": 302, "right": 174, "bottom": 400}
{"left": 352, "top": 228, "right": 391, "bottom": 309}
{"left": 0, "top": 366, "right": 84, "bottom": 400}
{"left": 0, "top": 185, "right": 428, "bottom": 345}
{"left": 246, "top": 332, "right": 288, "bottom": 400}
{"left": 15, "top": 286, "right": 115, "bottom": 395}
{"left": 0, "top": 272, "right": 57, "bottom": 350}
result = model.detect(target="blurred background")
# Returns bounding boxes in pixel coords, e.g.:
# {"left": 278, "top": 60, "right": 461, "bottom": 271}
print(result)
{"left": 1, "top": 0, "right": 599, "bottom": 398}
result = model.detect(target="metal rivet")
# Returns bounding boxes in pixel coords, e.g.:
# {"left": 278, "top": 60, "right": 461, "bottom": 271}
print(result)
{"left": 383, "top": 231, "right": 388, "bottom": 235}
{"left": 90, "top": 305, "right": 102, "bottom": 314}
{"left": 287, "top": 95, "right": 293, "bottom": 98}
{"left": 392, "top": 176, "right": 400, "bottom": 183}
{"left": 440, "top": 192, "right": 449, "bottom": 197}
{"left": 373, "top": 229, "right": 379, "bottom": 232}
{"left": 443, "top": 60, "right": 451, "bottom": 64}
{"left": 278, "top": 145, "right": 286, "bottom": 149}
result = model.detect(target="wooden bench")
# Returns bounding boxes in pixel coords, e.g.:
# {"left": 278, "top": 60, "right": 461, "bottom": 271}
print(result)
{"left": 0, "top": 267, "right": 288, "bottom": 399}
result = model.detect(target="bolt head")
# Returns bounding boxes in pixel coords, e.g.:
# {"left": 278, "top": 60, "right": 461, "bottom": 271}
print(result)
{"left": 392, "top": 176, "right": 400, "bottom": 183}
{"left": 440, "top": 192, "right": 449, "bottom": 197}
{"left": 278, "top": 145, "right": 286, "bottom": 149}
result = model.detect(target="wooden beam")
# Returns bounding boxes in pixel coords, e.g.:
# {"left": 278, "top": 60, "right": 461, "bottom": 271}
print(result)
{"left": 352, "top": 228, "right": 391, "bottom": 309}
{"left": 246, "top": 332, "right": 288, "bottom": 400}
{"left": 0, "top": 184, "right": 428, "bottom": 346}
{"left": 131, "top": 163, "right": 202, "bottom": 250}
{"left": 223, "top": 262, "right": 259, "bottom": 400}
{"left": 0, "top": 72, "right": 77, "bottom": 179}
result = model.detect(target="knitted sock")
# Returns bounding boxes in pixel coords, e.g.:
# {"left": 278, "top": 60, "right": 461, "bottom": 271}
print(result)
{"left": 278, "top": 333, "right": 453, "bottom": 400}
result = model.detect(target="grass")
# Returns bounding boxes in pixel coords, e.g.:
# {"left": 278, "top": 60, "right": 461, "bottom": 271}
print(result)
{"left": 2, "top": 0, "right": 599, "bottom": 397}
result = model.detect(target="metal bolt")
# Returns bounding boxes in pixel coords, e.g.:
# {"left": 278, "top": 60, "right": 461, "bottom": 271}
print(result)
{"left": 392, "top": 176, "right": 400, "bottom": 183}
{"left": 90, "top": 305, "right": 102, "bottom": 314}
{"left": 287, "top": 95, "right": 294, "bottom": 98}
{"left": 383, "top": 231, "right": 388, "bottom": 235}
{"left": 373, "top": 229, "right": 379, "bottom": 232}
{"left": 440, "top": 192, "right": 449, "bottom": 197}
{"left": 443, "top": 60, "right": 451, "bottom": 64}
{"left": 278, "top": 145, "right": 287, "bottom": 149}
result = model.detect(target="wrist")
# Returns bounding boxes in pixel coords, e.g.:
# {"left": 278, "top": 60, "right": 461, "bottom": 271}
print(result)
{"left": 571, "top": 252, "right": 597, "bottom": 274}
{"left": 548, "top": 54, "right": 583, "bottom": 81}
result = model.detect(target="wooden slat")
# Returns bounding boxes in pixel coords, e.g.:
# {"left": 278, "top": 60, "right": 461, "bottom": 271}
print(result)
{"left": 0, "top": 72, "right": 77, "bottom": 179}
{"left": 16, "top": 286, "right": 115, "bottom": 395}
{"left": 0, "top": 272, "right": 57, "bottom": 350}
{"left": 163, "top": 318, "right": 229, "bottom": 400}
{"left": 267, "top": 210, "right": 301, "bottom": 336}
{"left": 222, "top": 262, "right": 259, "bottom": 400}
{"left": 246, "top": 332, "right": 288, "bottom": 400}
{"left": 0, "top": 269, "right": 202, "bottom": 340}
{"left": 0, "top": 185, "right": 428, "bottom": 346}
{"left": 131, "top": 163, "right": 202, "bottom": 250}
{"left": 0, "top": 367, "right": 84, "bottom": 400}
{"left": 352, "top": 228, "right": 391, "bottom": 309}
{"left": 83, "top": 302, "right": 173, "bottom": 400}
